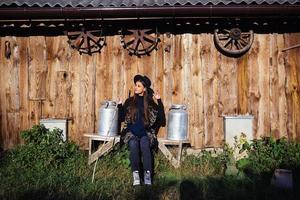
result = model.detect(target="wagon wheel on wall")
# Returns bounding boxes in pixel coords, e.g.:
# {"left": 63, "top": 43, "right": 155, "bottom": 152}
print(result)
{"left": 214, "top": 28, "right": 254, "bottom": 57}
{"left": 120, "top": 29, "right": 160, "bottom": 56}
{"left": 66, "top": 28, "right": 106, "bottom": 55}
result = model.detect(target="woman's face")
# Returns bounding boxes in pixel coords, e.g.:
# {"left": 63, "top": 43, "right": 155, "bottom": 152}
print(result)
{"left": 134, "top": 81, "right": 146, "bottom": 96}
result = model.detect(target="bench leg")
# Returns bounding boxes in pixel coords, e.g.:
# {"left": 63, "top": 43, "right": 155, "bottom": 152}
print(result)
{"left": 158, "top": 142, "right": 180, "bottom": 168}
{"left": 88, "top": 139, "right": 119, "bottom": 165}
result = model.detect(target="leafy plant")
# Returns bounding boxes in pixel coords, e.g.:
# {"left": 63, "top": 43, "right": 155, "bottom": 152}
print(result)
{"left": 8, "top": 124, "right": 82, "bottom": 170}
{"left": 236, "top": 136, "right": 300, "bottom": 175}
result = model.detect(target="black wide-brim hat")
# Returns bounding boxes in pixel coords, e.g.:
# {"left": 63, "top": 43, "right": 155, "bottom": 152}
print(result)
{"left": 134, "top": 74, "right": 151, "bottom": 88}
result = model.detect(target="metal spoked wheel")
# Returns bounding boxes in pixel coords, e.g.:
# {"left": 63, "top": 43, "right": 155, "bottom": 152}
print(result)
{"left": 214, "top": 28, "right": 254, "bottom": 57}
{"left": 66, "top": 28, "right": 106, "bottom": 55}
{"left": 120, "top": 28, "right": 160, "bottom": 56}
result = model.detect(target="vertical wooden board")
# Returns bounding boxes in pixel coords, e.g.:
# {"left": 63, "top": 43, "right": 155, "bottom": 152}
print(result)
{"left": 110, "top": 36, "right": 123, "bottom": 135}
{"left": 154, "top": 35, "right": 165, "bottom": 138}
{"left": 248, "top": 34, "right": 260, "bottom": 139}
{"left": 257, "top": 34, "right": 271, "bottom": 138}
{"left": 123, "top": 42, "right": 138, "bottom": 100}
{"left": 8, "top": 36, "right": 21, "bottom": 146}
{"left": 6, "top": 113, "right": 20, "bottom": 149}
{"left": 269, "top": 34, "right": 287, "bottom": 138}
{"left": 181, "top": 34, "right": 193, "bottom": 143}
{"left": 18, "top": 37, "right": 30, "bottom": 135}
{"left": 28, "top": 36, "right": 47, "bottom": 100}
{"left": 237, "top": 55, "right": 249, "bottom": 114}
{"left": 284, "top": 33, "right": 300, "bottom": 140}
{"left": 275, "top": 34, "right": 288, "bottom": 138}
{"left": 218, "top": 55, "right": 238, "bottom": 116}
{"left": 27, "top": 36, "right": 47, "bottom": 126}
{"left": 269, "top": 34, "right": 280, "bottom": 138}
{"left": 111, "top": 36, "right": 123, "bottom": 101}
{"left": 102, "top": 36, "right": 113, "bottom": 101}
{"left": 190, "top": 34, "right": 204, "bottom": 148}
{"left": 68, "top": 48, "right": 81, "bottom": 144}
{"left": 45, "top": 36, "right": 72, "bottom": 119}
{"left": 171, "top": 35, "right": 183, "bottom": 104}
{"left": 202, "top": 34, "right": 221, "bottom": 147}
{"left": 28, "top": 101, "right": 42, "bottom": 128}
{"left": 288, "top": 33, "right": 300, "bottom": 140}
{"left": 162, "top": 33, "right": 175, "bottom": 120}
{"left": 0, "top": 37, "right": 9, "bottom": 149}
{"left": 212, "top": 40, "right": 223, "bottom": 147}
{"left": 77, "top": 54, "right": 96, "bottom": 147}
{"left": 293, "top": 34, "right": 300, "bottom": 140}
{"left": 0, "top": 37, "right": 21, "bottom": 148}
{"left": 201, "top": 34, "right": 212, "bottom": 146}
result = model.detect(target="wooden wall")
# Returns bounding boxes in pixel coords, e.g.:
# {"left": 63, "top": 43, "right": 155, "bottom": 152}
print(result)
{"left": 1, "top": 33, "right": 300, "bottom": 150}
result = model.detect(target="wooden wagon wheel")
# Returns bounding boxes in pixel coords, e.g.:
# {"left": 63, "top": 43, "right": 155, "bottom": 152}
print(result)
{"left": 214, "top": 28, "right": 254, "bottom": 56}
{"left": 120, "top": 29, "right": 160, "bottom": 56}
{"left": 66, "top": 28, "right": 106, "bottom": 55}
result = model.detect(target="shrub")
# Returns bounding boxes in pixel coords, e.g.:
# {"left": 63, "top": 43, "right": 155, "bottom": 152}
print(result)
{"left": 236, "top": 137, "right": 300, "bottom": 175}
{"left": 7, "top": 124, "right": 83, "bottom": 170}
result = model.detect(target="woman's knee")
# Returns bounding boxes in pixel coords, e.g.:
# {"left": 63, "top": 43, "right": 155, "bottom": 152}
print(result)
{"left": 128, "top": 138, "right": 139, "bottom": 149}
{"left": 140, "top": 136, "right": 150, "bottom": 149}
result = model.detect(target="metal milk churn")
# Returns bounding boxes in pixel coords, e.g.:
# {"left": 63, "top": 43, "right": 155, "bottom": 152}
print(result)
{"left": 98, "top": 101, "right": 119, "bottom": 136}
{"left": 167, "top": 104, "right": 188, "bottom": 140}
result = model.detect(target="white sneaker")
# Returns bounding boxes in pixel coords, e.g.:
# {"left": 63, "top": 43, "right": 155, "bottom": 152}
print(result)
{"left": 133, "top": 171, "right": 140, "bottom": 186}
{"left": 144, "top": 170, "right": 152, "bottom": 185}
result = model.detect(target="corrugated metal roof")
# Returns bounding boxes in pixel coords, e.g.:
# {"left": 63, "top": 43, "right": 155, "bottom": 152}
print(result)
{"left": 0, "top": 0, "right": 299, "bottom": 7}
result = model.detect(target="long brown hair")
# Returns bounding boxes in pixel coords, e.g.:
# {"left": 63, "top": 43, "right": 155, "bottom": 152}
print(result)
{"left": 128, "top": 89, "right": 150, "bottom": 126}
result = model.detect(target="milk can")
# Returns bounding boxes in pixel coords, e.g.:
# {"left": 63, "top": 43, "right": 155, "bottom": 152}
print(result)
{"left": 167, "top": 104, "right": 188, "bottom": 140}
{"left": 98, "top": 101, "right": 119, "bottom": 136}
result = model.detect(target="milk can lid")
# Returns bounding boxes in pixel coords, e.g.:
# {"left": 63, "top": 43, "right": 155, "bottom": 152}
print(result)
{"left": 101, "top": 100, "right": 117, "bottom": 107}
{"left": 170, "top": 104, "right": 187, "bottom": 110}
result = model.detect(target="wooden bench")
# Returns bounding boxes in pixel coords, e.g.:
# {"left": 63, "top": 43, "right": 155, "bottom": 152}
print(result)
{"left": 84, "top": 134, "right": 120, "bottom": 165}
{"left": 157, "top": 138, "right": 190, "bottom": 168}
{"left": 84, "top": 134, "right": 190, "bottom": 168}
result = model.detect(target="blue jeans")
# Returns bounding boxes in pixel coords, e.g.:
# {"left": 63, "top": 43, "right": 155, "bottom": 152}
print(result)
{"left": 128, "top": 136, "right": 152, "bottom": 172}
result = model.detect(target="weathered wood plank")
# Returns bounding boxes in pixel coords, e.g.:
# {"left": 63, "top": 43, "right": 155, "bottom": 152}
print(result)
{"left": 68, "top": 48, "right": 82, "bottom": 144}
{"left": 237, "top": 55, "right": 249, "bottom": 114}
{"left": 162, "top": 33, "right": 175, "bottom": 139}
{"left": 248, "top": 35, "right": 260, "bottom": 139}
{"left": 78, "top": 52, "right": 96, "bottom": 147}
{"left": 256, "top": 34, "right": 271, "bottom": 138}
{"left": 181, "top": 34, "right": 193, "bottom": 144}
{"left": 190, "top": 35, "right": 204, "bottom": 148}
{"left": 284, "top": 33, "right": 300, "bottom": 140}
{"left": 171, "top": 35, "right": 183, "bottom": 104}
{"left": 18, "top": 37, "right": 30, "bottom": 142}
{"left": 275, "top": 34, "right": 288, "bottom": 138}
{"left": 28, "top": 36, "right": 47, "bottom": 127}
{"left": 28, "top": 36, "right": 47, "bottom": 100}
{"left": 202, "top": 34, "right": 222, "bottom": 147}
{"left": 270, "top": 34, "right": 288, "bottom": 138}
{"left": 45, "top": 36, "right": 72, "bottom": 119}
{"left": 0, "top": 37, "right": 10, "bottom": 148}
{"left": 154, "top": 34, "right": 165, "bottom": 138}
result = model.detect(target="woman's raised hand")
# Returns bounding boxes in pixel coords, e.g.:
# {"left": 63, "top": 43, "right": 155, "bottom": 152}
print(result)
{"left": 117, "top": 96, "right": 123, "bottom": 105}
{"left": 154, "top": 91, "right": 161, "bottom": 100}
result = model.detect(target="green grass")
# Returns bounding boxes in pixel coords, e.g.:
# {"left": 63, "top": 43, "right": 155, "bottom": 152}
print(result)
{"left": 1, "top": 126, "right": 300, "bottom": 200}
{"left": 1, "top": 148, "right": 300, "bottom": 200}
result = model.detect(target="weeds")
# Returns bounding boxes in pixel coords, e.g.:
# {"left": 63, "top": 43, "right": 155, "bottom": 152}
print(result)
{"left": 1, "top": 125, "right": 300, "bottom": 199}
